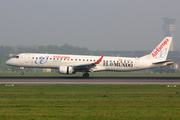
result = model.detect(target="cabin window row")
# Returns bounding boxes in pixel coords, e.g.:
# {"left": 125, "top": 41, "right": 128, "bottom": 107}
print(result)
{"left": 32, "top": 57, "right": 98, "bottom": 62}
{"left": 31, "top": 57, "right": 119, "bottom": 63}
{"left": 103, "top": 60, "right": 120, "bottom": 63}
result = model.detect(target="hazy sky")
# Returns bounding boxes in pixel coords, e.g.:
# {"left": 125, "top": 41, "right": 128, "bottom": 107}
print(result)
{"left": 0, "top": 0, "right": 180, "bottom": 51}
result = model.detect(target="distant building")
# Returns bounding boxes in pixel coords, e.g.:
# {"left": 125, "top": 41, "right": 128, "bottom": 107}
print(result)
{"left": 43, "top": 68, "right": 51, "bottom": 73}
{"left": 163, "top": 17, "right": 176, "bottom": 51}
{"left": 9, "top": 54, "right": 17, "bottom": 57}
{"left": 173, "top": 63, "right": 179, "bottom": 70}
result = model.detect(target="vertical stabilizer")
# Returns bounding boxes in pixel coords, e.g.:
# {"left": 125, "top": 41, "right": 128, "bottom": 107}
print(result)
{"left": 140, "top": 37, "right": 172, "bottom": 62}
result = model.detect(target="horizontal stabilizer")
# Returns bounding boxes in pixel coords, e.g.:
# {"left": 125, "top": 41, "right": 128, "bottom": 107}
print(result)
{"left": 153, "top": 60, "right": 173, "bottom": 65}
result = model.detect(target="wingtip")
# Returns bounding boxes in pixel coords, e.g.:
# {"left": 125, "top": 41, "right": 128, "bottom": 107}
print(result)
{"left": 94, "top": 55, "right": 104, "bottom": 64}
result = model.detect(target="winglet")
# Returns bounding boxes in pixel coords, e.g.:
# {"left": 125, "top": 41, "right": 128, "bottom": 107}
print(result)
{"left": 95, "top": 56, "right": 104, "bottom": 64}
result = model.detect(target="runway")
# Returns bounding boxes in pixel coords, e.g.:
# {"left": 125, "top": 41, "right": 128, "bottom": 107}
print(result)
{"left": 0, "top": 76, "right": 180, "bottom": 84}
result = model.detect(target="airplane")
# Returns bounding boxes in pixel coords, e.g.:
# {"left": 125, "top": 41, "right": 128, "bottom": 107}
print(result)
{"left": 5, "top": 37, "right": 173, "bottom": 77}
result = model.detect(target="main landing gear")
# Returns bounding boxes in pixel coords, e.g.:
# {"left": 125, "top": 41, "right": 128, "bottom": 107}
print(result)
{"left": 20, "top": 67, "right": 24, "bottom": 75}
{"left": 83, "top": 72, "right": 89, "bottom": 78}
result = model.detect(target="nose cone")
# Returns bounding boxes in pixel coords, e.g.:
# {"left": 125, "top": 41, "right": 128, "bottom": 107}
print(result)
{"left": 5, "top": 59, "right": 11, "bottom": 65}
{"left": 5, "top": 60, "right": 9, "bottom": 65}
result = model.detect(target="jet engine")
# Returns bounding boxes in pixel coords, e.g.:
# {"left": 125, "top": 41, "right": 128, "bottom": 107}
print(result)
{"left": 59, "top": 66, "right": 74, "bottom": 74}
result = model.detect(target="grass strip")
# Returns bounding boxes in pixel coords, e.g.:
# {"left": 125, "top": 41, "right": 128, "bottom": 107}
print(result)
{"left": 0, "top": 84, "right": 180, "bottom": 119}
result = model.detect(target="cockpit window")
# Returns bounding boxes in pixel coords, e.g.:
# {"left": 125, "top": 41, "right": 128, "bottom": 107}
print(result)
{"left": 13, "top": 56, "right": 19, "bottom": 58}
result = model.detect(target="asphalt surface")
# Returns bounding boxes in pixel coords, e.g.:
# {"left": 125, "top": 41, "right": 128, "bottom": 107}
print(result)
{"left": 0, "top": 76, "right": 180, "bottom": 84}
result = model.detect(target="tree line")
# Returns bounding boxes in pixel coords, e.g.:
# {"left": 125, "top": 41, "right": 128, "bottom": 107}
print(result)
{"left": 0, "top": 44, "right": 102, "bottom": 72}
{"left": 0, "top": 44, "right": 103, "bottom": 59}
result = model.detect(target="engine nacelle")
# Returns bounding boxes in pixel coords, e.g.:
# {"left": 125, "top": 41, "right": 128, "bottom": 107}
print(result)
{"left": 59, "top": 66, "right": 74, "bottom": 74}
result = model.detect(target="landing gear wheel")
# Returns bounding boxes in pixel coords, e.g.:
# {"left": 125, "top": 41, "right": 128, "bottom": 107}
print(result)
{"left": 83, "top": 73, "right": 89, "bottom": 78}
{"left": 20, "top": 67, "right": 25, "bottom": 75}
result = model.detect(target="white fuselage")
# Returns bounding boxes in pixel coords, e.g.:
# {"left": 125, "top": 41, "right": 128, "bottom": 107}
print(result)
{"left": 6, "top": 53, "right": 165, "bottom": 72}
{"left": 5, "top": 37, "right": 173, "bottom": 77}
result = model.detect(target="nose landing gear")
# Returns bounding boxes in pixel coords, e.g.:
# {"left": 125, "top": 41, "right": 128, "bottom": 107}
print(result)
{"left": 20, "top": 67, "right": 24, "bottom": 75}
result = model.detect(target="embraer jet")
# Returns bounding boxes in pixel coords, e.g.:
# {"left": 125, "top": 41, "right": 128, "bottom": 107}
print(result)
{"left": 6, "top": 37, "right": 173, "bottom": 77}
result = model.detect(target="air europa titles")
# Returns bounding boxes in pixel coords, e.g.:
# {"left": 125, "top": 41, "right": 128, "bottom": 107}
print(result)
{"left": 103, "top": 60, "right": 133, "bottom": 67}
{"left": 152, "top": 39, "right": 169, "bottom": 57}
{"left": 53, "top": 55, "right": 70, "bottom": 59}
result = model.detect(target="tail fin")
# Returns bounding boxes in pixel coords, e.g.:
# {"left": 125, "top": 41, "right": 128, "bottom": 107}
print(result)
{"left": 140, "top": 37, "right": 172, "bottom": 62}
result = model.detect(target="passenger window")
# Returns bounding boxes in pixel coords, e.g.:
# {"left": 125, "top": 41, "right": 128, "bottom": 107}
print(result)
{"left": 32, "top": 57, "right": 34, "bottom": 59}
{"left": 79, "top": 59, "right": 81, "bottom": 61}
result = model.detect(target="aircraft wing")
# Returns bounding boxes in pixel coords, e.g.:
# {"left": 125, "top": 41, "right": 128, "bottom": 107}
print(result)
{"left": 72, "top": 56, "right": 104, "bottom": 72}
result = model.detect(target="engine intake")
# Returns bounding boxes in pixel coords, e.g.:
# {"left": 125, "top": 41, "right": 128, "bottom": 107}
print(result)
{"left": 59, "top": 66, "right": 74, "bottom": 74}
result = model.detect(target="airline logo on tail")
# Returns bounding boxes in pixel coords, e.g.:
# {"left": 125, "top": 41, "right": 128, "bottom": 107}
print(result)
{"left": 154, "top": 48, "right": 168, "bottom": 59}
{"left": 152, "top": 39, "right": 169, "bottom": 58}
